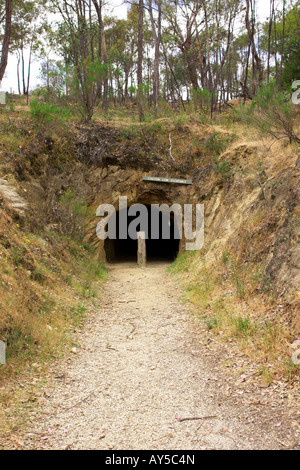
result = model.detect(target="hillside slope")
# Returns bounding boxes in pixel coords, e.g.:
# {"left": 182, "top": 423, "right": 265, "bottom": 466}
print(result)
{"left": 0, "top": 114, "right": 299, "bottom": 388}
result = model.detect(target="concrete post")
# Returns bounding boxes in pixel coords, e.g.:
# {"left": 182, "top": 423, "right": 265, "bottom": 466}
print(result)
{"left": 137, "top": 231, "right": 146, "bottom": 267}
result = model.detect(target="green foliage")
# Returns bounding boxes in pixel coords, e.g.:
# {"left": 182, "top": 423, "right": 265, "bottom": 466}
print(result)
{"left": 174, "top": 114, "right": 188, "bottom": 131}
{"left": 234, "top": 316, "right": 253, "bottom": 337}
{"left": 247, "top": 81, "right": 299, "bottom": 144}
{"left": 69, "top": 304, "right": 87, "bottom": 326}
{"left": 251, "top": 80, "right": 290, "bottom": 113}
{"left": 282, "top": 41, "right": 300, "bottom": 89}
{"left": 206, "top": 314, "right": 221, "bottom": 332}
{"left": 281, "top": 6, "right": 300, "bottom": 89}
{"left": 38, "top": 59, "right": 68, "bottom": 99}
{"left": 168, "top": 251, "right": 196, "bottom": 274}
{"left": 191, "top": 87, "right": 213, "bottom": 114}
{"left": 29, "top": 98, "right": 71, "bottom": 123}
{"left": 85, "top": 58, "right": 109, "bottom": 86}
{"left": 205, "top": 132, "right": 228, "bottom": 156}
{"left": 5, "top": 325, "right": 37, "bottom": 363}
{"left": 260, "top": 2, "right": 300, "bottom": 89}
{"left": 212, "top": 157, "right": 232, "bottom": 181}
{"left": 11, "top": 246, "right": 26, "bottom": 266}
{"left": 128, "top": 85, "right": 136, "bottom": 95}
{"left": 57, "top": 189, "right": 90, "bottom": 242}
{"left": 223, "top": 252, "right": 246, "bottom": 299}
{"left": 146, "top": 120, "right": 163, "bottom": 134}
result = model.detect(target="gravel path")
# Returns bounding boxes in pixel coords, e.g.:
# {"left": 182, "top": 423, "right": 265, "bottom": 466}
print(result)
{"left": 20, "top": 263, "right": 300, "bottom": 450}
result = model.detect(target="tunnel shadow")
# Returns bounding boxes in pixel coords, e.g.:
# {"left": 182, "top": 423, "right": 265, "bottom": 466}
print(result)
{"left": 104, "top": 204, "right": 180, "bottom": 264}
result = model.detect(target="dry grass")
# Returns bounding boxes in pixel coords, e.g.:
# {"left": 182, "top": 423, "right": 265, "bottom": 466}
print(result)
{"left": 168, "top": 118, "right": 300, "bottom": 383}
{"left": 0, "top": 100, "right": 299, "bottom": 385}
{"left": 170, "top": 251, "right": 298, "bottom": 384}
{"left": 0, "top": 202, "right": 107, "bottom": 436}
{"left": 0, "top": 205, "right": 107, "bottom": 379}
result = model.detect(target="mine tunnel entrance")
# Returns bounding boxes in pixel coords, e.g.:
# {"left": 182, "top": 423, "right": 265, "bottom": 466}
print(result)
{"left": 104, "top": 204, "right": 180, "bottom": 263}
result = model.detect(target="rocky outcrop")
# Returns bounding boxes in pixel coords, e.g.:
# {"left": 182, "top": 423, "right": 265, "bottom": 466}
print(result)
{"left": 0, "top": 177, "right": 28, "bottom": 217}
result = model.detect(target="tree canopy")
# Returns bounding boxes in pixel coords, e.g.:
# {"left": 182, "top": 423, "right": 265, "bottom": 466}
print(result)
{"left": 0, "top": 0, "right": 299, "bottom": 120}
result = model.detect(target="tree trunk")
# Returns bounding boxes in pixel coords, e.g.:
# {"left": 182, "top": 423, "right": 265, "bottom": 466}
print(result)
{"left": 137, "top": 0, "right": 144, "bottom": 121}
{"left": 280, "top": 0, "right": 286, "bottom": 90}
{"left": 0, "top": 0, "right": 13, "bottom": 83}
{"left": 26, "top": 41, "right": 33, "bottom": 105}
{"left": 194, "top": 16, "right": 204, "bottom": 88}
{"left": 274, "top": 4, "right": 278, "bottom": 81}
{"left": 17, "top": 52, "right": 21, "bottom": 95}
{"left": 245, "top": 0, "right": 263, "bottom": 95}
{"left": 267, "top": 0, "right": 274, "bottom": 81}
{"left": 149, "top": 0, "right": 161, "bottom": 118}
{"left": 102, "top": 27, "right": 108, "bottom": 111}
{"left": 89, "top": 0, "right": 94, "bottom": 62}
{"left": 186, "top": 47, "right": 198, "bottom": 91}
{"left": 204, "top": 2, "right": 212, "bottom": 92}
{"left": 21, "top": 48, "right": 26, "bottom": 95}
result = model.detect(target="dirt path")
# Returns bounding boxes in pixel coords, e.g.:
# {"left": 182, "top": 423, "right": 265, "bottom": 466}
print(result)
{"left": 20, "top": 263, "right": 299, "bottom": 450}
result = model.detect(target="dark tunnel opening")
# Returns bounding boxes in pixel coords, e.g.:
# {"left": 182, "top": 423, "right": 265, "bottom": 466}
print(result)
{"left": 104, "top": 204, "right": 180, "bottom": 263}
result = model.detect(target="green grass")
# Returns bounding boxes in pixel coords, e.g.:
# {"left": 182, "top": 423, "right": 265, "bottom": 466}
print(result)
{"left": 30, "top": 98, "right": 72, "bottom": 123}
{"left": 69, "top": 304, "right": 88, "bottom": 326}
{"left": 168, "top": 251, "right": 197, "bottom": 275}
{"left": 233, "top": 315, "right": 254, "bottom": 337}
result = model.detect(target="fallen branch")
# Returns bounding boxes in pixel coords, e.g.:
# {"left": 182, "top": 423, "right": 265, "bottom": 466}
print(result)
{"left": 126, "top": 323, "right": 136, "bottom": 339}
{"left": 64, "top": 391, "right": 96, "bottom": 411}
{"left": 169, "top": 133, "right": 175, "bottom": 161}
{"left": 176, "top": 415, "right": 217, "bottom": 423}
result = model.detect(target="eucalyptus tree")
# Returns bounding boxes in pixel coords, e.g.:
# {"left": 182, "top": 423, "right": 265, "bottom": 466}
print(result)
{"left": 105, "top": 6, "right": 149, "bottom": 102}
{"left": 10, "top": 1, "right": 47, "bottom": 100}
{"left": 147, "top": 0, "right": 162, "bottom": 117}
{"left": 50, "top": 0, "right": 109, "bottom": 121}
{"left": 260, "top": 0, "right": 300, "bottom": 90}
{"left": 245, "top": 0, "right": 263, "bottom": 96}
{"left": 137, "top": 0, "right": 144, "bottom": 120}
{"left": 0, "top": 0, "right": 12, "bottom": 83}
{"left": 163, "top": 0, "right": 202, "bottom": 91}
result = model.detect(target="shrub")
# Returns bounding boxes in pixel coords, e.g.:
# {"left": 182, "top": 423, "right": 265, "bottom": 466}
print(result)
{"left": 205, "top": 132, "right": 228, "bottom": 156}
{"left": 247, "top": 81, "right": 300, "bottom": 144}
{"left": 30, "top": 99, "right": 71, "bottom": 124}
{"left": 212, "top": 157, "right": 232, "bottom": 181}
{"left": 56, "top": 189, "right": 90, "bottom": 241}
{"left": 191, "top": 87, "right": 213, "bottom": 111}
{"left": 234, "top": 315, "right": 253, "bottom": 337}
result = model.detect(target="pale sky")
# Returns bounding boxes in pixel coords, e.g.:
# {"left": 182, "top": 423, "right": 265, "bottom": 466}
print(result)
{"left": 1, "top": 0, "right": 272, "bottom": 93}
